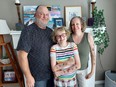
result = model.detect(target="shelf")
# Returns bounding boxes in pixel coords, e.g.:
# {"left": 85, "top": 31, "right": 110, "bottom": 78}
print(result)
{"left": 0, "top": 37, "right": 24, "bottom": 87}
{"left": 0, "top": 63, "right": 12, "bottom": 67}
{"left": 0, "top": 82, "right": 19, "bottom": 86}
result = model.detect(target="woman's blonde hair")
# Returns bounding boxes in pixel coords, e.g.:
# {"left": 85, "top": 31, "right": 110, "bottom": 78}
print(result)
{"left": 52, "top": 26, "right": 70, "bottom": 43}
{"left": 69, "top": 16, "right": 86, "bottom": 33}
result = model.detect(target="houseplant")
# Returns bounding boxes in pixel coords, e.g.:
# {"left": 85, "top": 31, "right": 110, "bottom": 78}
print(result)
{"left": 92, "top": 7, "right": 110, "bottom": 55}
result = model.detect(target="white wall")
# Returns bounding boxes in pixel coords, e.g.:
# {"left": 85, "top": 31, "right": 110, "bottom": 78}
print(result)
{"left": 95, "top": 0, "right": 116, "bottom": 80}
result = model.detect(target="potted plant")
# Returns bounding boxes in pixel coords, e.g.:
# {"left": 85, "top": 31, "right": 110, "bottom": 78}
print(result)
{"left": 92, "top": 7, "right": 110, "bottom": 55}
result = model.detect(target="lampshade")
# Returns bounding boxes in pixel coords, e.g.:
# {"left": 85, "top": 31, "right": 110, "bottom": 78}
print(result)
{"left": 0, "top": 19, "right": 10, "bottom": 34}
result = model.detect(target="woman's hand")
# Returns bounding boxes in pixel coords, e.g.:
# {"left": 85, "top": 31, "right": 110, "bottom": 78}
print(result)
{"left": 85, "top": 71, "right": 94, "bottom": 79}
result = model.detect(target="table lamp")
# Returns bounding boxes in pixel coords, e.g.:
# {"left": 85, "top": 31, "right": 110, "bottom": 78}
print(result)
{"left": 15, "top": 0, "right": 21, "bottom": 23}
{"left": 91, "top": 0, "right": 96, "bottom": 17}
{"left": 15, "top": 0, "right": 24, "bottom": 30}
{"left": 88, "top": 0, "right": 96, "bottom": 26}
{"left": 0, "top": 19, "right": 10, "bottom": 43}
{"left": 0, "top": 19, "right": 10, "bottom": 58}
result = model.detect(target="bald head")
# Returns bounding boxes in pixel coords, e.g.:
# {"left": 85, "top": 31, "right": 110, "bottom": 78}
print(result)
{"left": 35, "top": 5, "right": 49, "bottom": 14}
{"left": 35, "top": 5, "right": 50, "bottom": 29}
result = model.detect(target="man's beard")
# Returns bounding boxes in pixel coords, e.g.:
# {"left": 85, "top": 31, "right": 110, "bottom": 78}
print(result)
{"left": 35, "top": 18, "right": 48, "bottom": 29}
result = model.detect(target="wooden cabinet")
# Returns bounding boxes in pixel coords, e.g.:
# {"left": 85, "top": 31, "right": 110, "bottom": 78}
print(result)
{"left": 0, "top": 35, "right": 24, "bottom": 87}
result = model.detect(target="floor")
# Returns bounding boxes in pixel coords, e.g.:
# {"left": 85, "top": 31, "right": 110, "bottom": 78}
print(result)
{"left": 95, "top": 84, "right": 104, "bottom": 87}
{"left": 3, "top": 84, "right": 105, "bottom": 87}
{"left": 2, "top": 84, "right": 19, "bottom": 87}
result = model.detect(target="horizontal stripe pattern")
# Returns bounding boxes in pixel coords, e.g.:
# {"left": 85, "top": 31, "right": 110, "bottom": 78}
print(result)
{"left": 50, "top": 42, "right": 79, "bottom": 80}
{"left": 56, "top": 48, "right": 74, "bottom": 62}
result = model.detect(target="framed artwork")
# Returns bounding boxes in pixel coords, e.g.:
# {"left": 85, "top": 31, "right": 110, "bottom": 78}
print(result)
{"left": 2, "top": 70, "right": 17, "bottom": 83}
{"left": 48, "top": 5, "right": 61, "bottom": 29}
{"left": 53, "top": 18, "right": 63, "bottom": 28}
{"left": 23, "top": 5, "right": 61, "bottom": 29}
{"left": 64, "top": 6, "right": 82, "bottom": 27}
{"left": 23, "top": 6, "right": 37, "bottom": 26}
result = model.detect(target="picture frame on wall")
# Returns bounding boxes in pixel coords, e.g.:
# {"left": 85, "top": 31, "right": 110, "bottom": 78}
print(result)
{"left": 53, "top": 18, "right": 63, "bottom": 28}
{"left": 48, "top": 5, "right": 61, "bottom": 29}
{"left": 64, "top": 6, "right": 82, "bottom": 27}
{"left": 23, "top": 5, "right": 61, "bottom": 29}
{"left": 23, "top": 6, "right": 37, "bottom": 26}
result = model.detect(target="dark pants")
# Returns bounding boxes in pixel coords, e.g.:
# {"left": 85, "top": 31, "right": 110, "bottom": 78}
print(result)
{"left": 34, "top": 78, "right": 54, "bottom": 87}
{"left": 35, "top": 80, "right": 47, "bottom": 87}
{"left": 47, "top": 77, "right": 54, "bottom": 87}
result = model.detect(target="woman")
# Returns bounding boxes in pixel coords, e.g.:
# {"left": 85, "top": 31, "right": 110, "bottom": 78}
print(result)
{"left": 68, "top": 16, "right": 96, "bottom": 87}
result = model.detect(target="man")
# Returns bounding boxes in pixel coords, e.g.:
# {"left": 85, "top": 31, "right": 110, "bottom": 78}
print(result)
{"left": 17, "top": 5, "right": 54, "bottom": 87}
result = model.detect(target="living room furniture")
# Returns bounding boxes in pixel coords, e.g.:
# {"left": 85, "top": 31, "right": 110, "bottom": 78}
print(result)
{"left": 0, "top": 19, "right": 24, "bottom": 87}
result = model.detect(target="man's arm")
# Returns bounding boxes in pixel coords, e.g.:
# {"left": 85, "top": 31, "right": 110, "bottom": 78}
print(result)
{"left": 17, "top": 50, "right": 35, "bottom": 87}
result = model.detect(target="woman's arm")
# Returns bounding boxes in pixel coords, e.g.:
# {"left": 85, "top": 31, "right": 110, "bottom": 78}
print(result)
{"left": 74, "top": 44, "right": 81, "bottom": 70}
{"left": 86, "top": 33, "right": 96, "bottom": 79}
